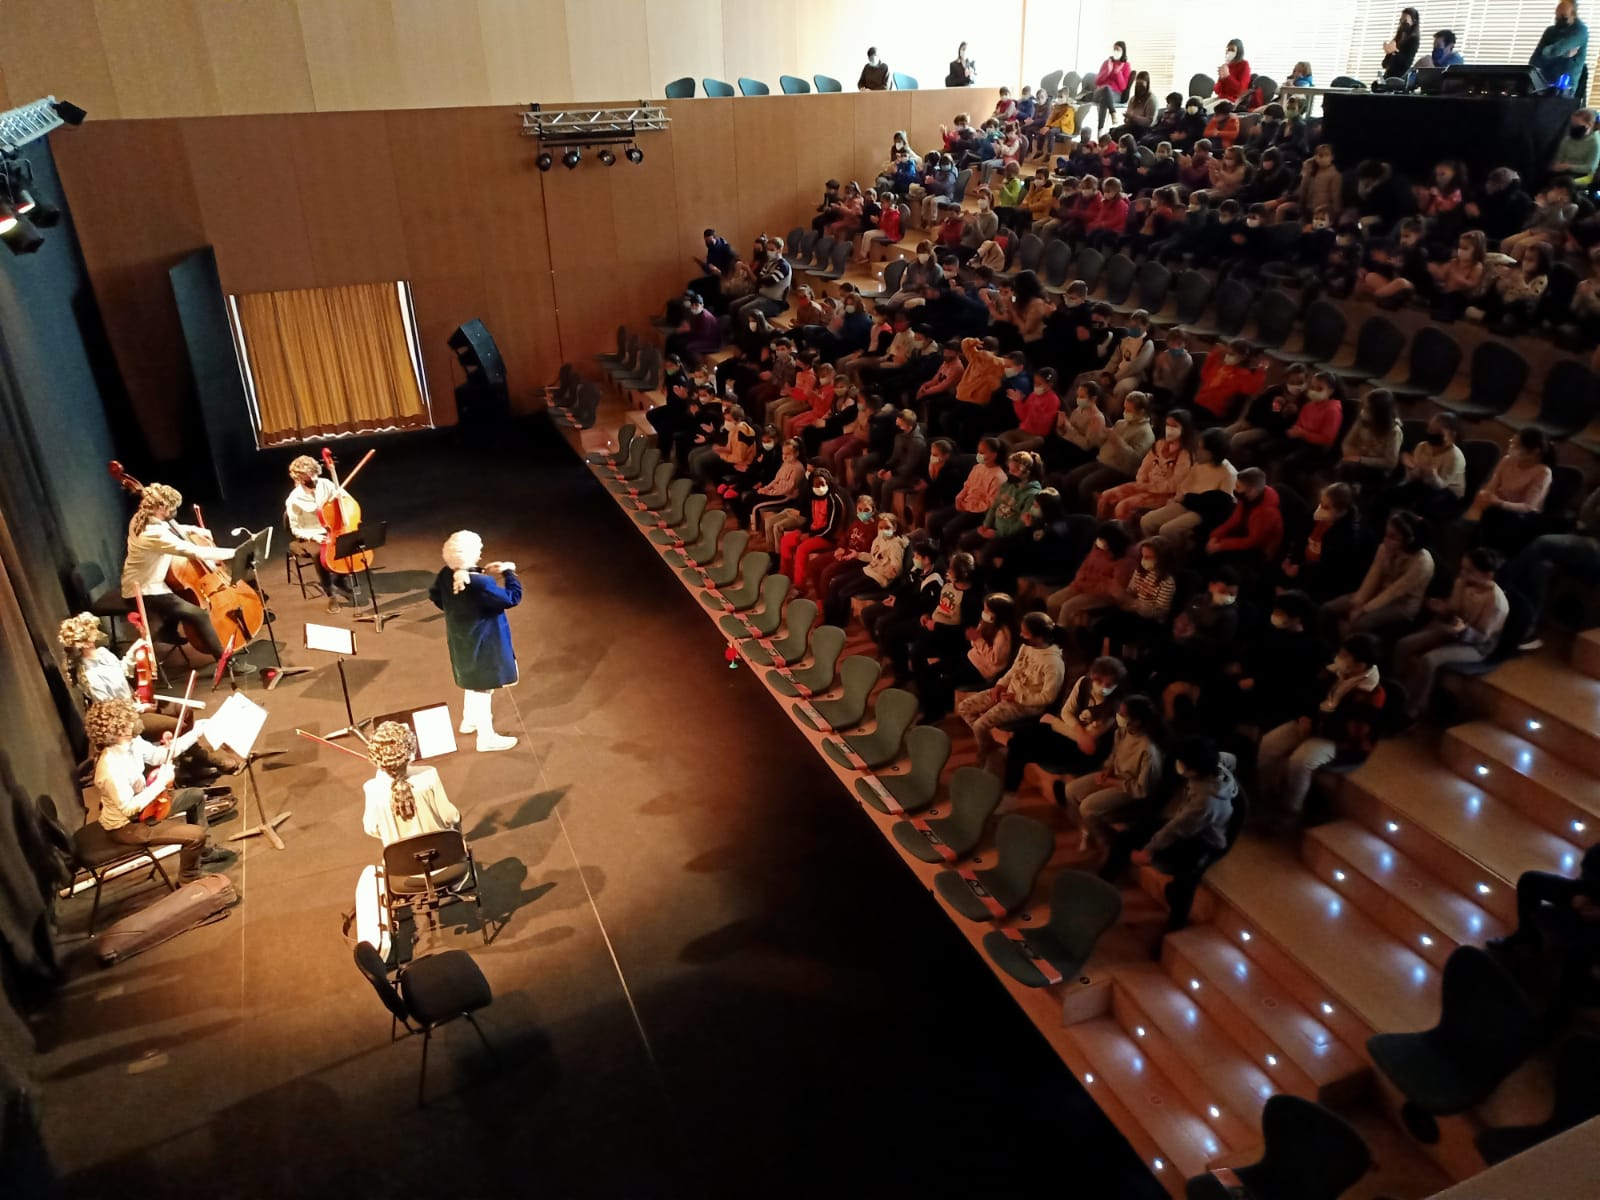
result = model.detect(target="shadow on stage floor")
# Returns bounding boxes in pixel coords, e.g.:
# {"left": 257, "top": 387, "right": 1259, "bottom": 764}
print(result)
{"left": 34, "top": 416, "right": 1162, "bottom": 1199}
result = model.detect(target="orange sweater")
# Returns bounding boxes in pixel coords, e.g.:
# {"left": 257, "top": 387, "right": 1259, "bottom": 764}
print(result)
{"left": 958, "top": 338, "right": 1005, "bottom": 405}
{"left": 1194, "top": 356, "right": 1267, "bottom": 420}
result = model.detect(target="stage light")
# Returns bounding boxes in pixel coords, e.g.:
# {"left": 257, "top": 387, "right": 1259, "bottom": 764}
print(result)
{"left": 626, "top": 145, "right": 644, "bottom": 164}
{"left": 598, "top": 148, "right": 616, "bottom": 166}
{"left": 562, "top": 148, "right": 581, "bottom": 169}
{"left": 52, "top": 99, "right": 88, "bottom": 126}
{"left": 0, "top": 207, "right": 44, "bottom": 254}
{"left": 536, "top": 151, "right": 554, "bottom": 171}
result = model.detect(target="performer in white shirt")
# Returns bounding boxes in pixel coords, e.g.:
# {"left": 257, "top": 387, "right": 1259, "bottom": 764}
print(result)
{"left": 59, "top": 612, "right": 244, "bottom": 777}
{"left": 361, "top": 721, "right": 461, "bottom": 846}
{"left": 120, "top": 482, "right": 235, "bottom": 659}
{"left": 284, "top": 455, "right": 357, "bottom": 612}
{"left": 86, "top": 698, "right": 236, "bottom": 883}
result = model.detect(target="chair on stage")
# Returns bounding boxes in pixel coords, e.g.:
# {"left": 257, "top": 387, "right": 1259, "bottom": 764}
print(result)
{"left": 72, "top": 821, "right": 178, "bottom": 934}
{"left": 381, "top": 830, "right": 489, "bottom": 944}
{"left": 68, "top": 561, "right": 134, "bottom": 649}
{"left": 284, "top": 514, "right": 323, "bottom": 599}
{"left": 354, "top": 941, "right": 495, "bottom": 1106}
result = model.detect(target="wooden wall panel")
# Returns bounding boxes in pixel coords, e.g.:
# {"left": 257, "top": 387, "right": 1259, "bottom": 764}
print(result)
{"left": 853, "top": 91, "right": 913, "bottom": 186}
{"left": 644, "top": 0, "right": 724, "bottom": 98}
{"left": 663, "top": 99, "right": 740, "bottom": 261}
{"left": 1, "top": 0, "right": 123, "bottom": 119}
{"left": 794, "top": 93, "right": 863, "bottom": 224}
{"left": 608, "top": 122, "right": 683, "bottom": 308}
{"left": 180, "top": 116, "right": 316, "bottom": 294}
{"left": 0, "top": 58, "right": 10, "bottom": 108}
{"left": 409, "top": 273, "right": 489, "bottom": 426}
{"left": 382, "top": 108, "right": 488, "bottom": 283}
{"left": 392, "top": 0, "right": 490, "bottom": 111}
{"left": 477, "top": 0, "right": 574, "bottom": 105}
{"left": 286, "top": 112, "right": 411, "bottom": 286}
{"left": 732, "top": 97, "right": 802, "bottom": 248}
{"left": 94, "top": 0, "right": 220, "bottom": 119}
{"left": 909, "top": 87, "right": 1001, "bottom": 165}
{"left": 482, "top": 269, "right": 563, "bottom": 409}
{"left": 295, "top": 0, "right": 405, "bottom": 112}
{"left": 194, "top": 0, "right": 315, "bottom": 115}
{"left": 538, "top": 160, "right": 622, "bottom": 362}
{"left": 563, "top": 0, "right": 653, "bottom": 105}
{"left": 51, "top": 122, "right": 209, "bottom": 458}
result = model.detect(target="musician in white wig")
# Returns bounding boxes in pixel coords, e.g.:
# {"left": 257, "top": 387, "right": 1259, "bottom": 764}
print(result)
{"left": 427, "top": 530, "right": 521, "bottom": 752}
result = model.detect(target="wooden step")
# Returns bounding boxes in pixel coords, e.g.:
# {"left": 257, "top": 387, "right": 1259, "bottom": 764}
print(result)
{"left": 1111, "top": 964, "right": 1275, "bottom": 1150}
{"left": 1338, "top": 1106, "right": 1455, "bottom": 1200}
{"left": 1339, "top": 739, "right": 1583, "bottom": 927}
{"left": 1571, "top": 628, "right": 1600, "bottom": 680}
{"left": 1303, "top": 822, "right": 1507, "bottom": 967}
{"left": 1203, "top": 837, "right": 1440, "bottom": 1041}
{"left": 1442, "top": 721, "right": 1600, "bottom": 841}
{"left": 1161, "top": 924, "right": 1363, "bottom": 1103}
{"left": 1062, "top": 1017, "right": 1225, "bottom": 1184}
{"left": 1470, "top": 655, "right": 1600, "bottom": 776}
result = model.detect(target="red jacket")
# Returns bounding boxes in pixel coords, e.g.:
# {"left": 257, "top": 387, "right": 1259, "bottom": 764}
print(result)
{"left": 1214, "top": 60, "right": 1251, "bottom": 101}
{"left": 1088, "top": 194, "right": 1130, "bottom": 236}
{"left": 877, "top": 206, "right": 903, "bottom": 241}
{"left": 1012, "top": 388, "right": 1061, "bottom": 436}
{"left": 1288, "top": 397, "right": 1343, "bottom": 448}
{"left": 1194, "top": 356, "right": 1267, "bottom": 419}
{"left": 1210, "top": 486, "right": 1283, "bottom": 558}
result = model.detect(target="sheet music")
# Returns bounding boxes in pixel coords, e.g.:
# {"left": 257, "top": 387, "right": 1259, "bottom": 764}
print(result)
{"left": 204, "top": 692, "right": 268, "bottom": 757}
{"left": 411, "top": 705, "right": 459, "bottom": 759}
{"left": 305, "top": 622, "right": 356, "bottom": 656}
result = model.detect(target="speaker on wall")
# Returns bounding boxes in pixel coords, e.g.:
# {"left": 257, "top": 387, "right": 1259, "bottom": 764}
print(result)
{"left": 448, "top": 318, "right": 508, "bottom": 424}
{"left": 448, "top": 319, "right": 506, "bottom": 386}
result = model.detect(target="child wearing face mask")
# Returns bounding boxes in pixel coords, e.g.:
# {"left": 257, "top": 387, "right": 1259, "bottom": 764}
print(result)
{"left": 1214, "top": 39, "right": 1251, "bottom": 102}
{"left": 1474, "top": 242, "right": 1553, "bottom": 334}
{"left": 1336, "top": 390, "right": 1404, "bottom": 496}
{"left": 1257, "top": 635, "right": 1385, "bottom": 826}
{"left": 1463, "top": 428, "right": 1554, "bottom": 553}
{"left": 1141, "top": 427, "right": 1237, "bottom": 544}
{"left": 972, "top": 451, "right": 1044, "bottom": 551}
{"left": 1061, "top": 694, "right": 1163, "bottom": 853}
{"left": 782, "top": 362, "right": 838, "bottom": 441}
{"left": 693, "top": 403, "right": 755, "bottom": 486}
{"left": 1193, "top": 339, "right": 1267, "bottom": 425}
{"left": 746, "top": 437, "right": 806, "bottom": 541}
{"left": 1204, "top": 101, "right": 1240, "bottom": 149}
{"left": 1148, "top": 566, "right": 1243, "bottom": 727}
{"left": 718, "top": 420, "right": 780, "bottom": 507}
{"left": 1427, "top": 230, "right": 1487, "bottom": 320}
{"left": 1048, "top": 519, "right": 1134, "bottom": 630}
{"left": 1278, "top": 484, "right": 1365, "bottom": 602}
{"left": 1149, "top": 326, "right": 1193, "bottom": 407}
{"left": 1141, "top": 93, "right": 1186, "bottom": 149}
{"left": 1045, "top": 380, "right": 1109, "bottom": 471}
{"left": 1099, "top": 412, "right": 1197, "bottom": 524}
{"left": 820, "top": 509, "right": 908, "bottom": 625}
{"left": 1088, "top": 535, "right": 1178, "bottom": 659}
{"left": 1084, "top": 179, "right": 1132, "bottom": 250}
{"left": 957, "top": 611, "right": 1069, "bottom": 758}
{"left": 1062, "top": 391, "right": 1156, "bottom": 509}
{"left": 1169, "top": 98, "right": 1207, "bottom": 152}
{"left": 914, "top": 589, "right": 1018, "bottom": 722}
{"left": 1552, "top": 109, "right": 1600, "bottom": 188}
{"left": 855, "top": 191, "right": 904, "bottom": 262}
{"left": 1325, "top": 511, "right": 1435, "bottom": 637}
{"left": 865, "top": 536, "right": 942, "bottom": 681}
{"left": 1390, "top": 414, "right": 1466, "bottom": 521}
{"left": 1278, "top": 370, "right": 1345, "bottom": 484}
{"left": 778, "top": 471, "right": 847, "bottom": 586}
{"left": 1000, "top": 367, "right": 1062, "bottom": 454}
{"left": 1000, "top": 655, "right": 1128, "bottom": 799}
{"left": 1395, "top": 548, "right": 1509, "bottom": 718}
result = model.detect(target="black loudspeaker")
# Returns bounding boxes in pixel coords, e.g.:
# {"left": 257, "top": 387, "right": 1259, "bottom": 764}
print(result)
{"left": 447, "top": 319, "right": 506, "bottom": 386}
{"left": 1440, "top": 65, "right": 1549, "bottom": 98}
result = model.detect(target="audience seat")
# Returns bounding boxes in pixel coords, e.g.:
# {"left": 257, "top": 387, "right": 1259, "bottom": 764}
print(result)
{"left": 1474, "top": 1033, "right": 1600, "bottom": 1166}
{"left": 1269, "top": 299, "right": 1346, "bottom": 365}
{"left": 662, "top": 509, "right": 725, "bottom": 566}
{"left": 1154, "top": 270, "right": 1214, "bottom": 331}
{"left": 823, "top": 687, "right": 918, "bottom": 770}
{"left": 892, "top": 73, "right": 918, "bottom": 91}
{"left": 664, "top": 77, "right": 696, "bottom": 99}
{"left": 779, "top": 75, "right": 811, "bottom": 95}
{"left": 737, "top": 78, "right": 770, "bottom": 96}
{"left": 859, "top": 257, "right": 907, "bottom": 300}
{"left": 932, "top": 813, "right": 1054, "bottom": 922}
{"left": 813, "top": 75, "right": 842, "bottom": 93}
{"left": 887, "top": 762, "right": 999, "bottom": 853}
{"left": 1117, "top": 260, "right": 1171, "bottom": 316}
{"left": 1366, "top": 945, "right": 1540, "bottom": 1143}
{"left": 683, "top": 528, "right": 747, "bottom": 588}
{"left": 1389, "top": 326, "right": 1463, "bottom": 406}
{"left": 856, "top": 725, "right": 953, "bottom": 814}
{"left": 1188, "top": 73, "right": 1215, "bottom": 99}
{"left": 1435, "top": 340, "right": 1528, "bottom": 420}
{"left": 1098, "top": 253, "right": 1137, "bottom": 307}
{"left": 1331, "top": 315, "right": 1405, "bottom": 386}
{"left": 1183, "top": 1094, "right": 1372, "bottom": 1200}
{"left": 1249, "top": 288, "right": 1300, "bottom": 351}
{"left": 1071, "top": 247, "right": 1106, "bottom": 290}
{"left": 793, "top": 654, "right": 882, "bottom": 731}
{"left": 1040, "top": 239, "right": 1075, "bottom": 294}
{"left": 703, "top": 78, "right": 736, "bottom": 98}
{"left": 982, "top": 870, "right": 1122, "bottom": 987}
{"left": 1040, "top": 69, "right": 1064, "bottom": 96}
{"left": 1187, "top": 278, "right": 1254, "bottom": 342}
{"left": 717, "top": 572, "right": 790, "bottom": 636}
{"left": 648, "top": 492, "right": 707, "bottom": 546}
{"left": 698, "top": 550, "right": 770, "bottom": 612}
{"left": 742, "top": 597, "right": 816, "bottom": 667}
{"left": 636, "top": 478, "right": 691, "bottom": 528}
{"left": 1501, "top": 358, "right": 1598, "bottom": 441}
{"left": 606, "top": 444, "right": 658, "bottom": 494}
{"left": 768, "top": 624, "right": 846, "bottom": 697}
{"left": 631, "top": 462, "right": 674, "bottom": 511}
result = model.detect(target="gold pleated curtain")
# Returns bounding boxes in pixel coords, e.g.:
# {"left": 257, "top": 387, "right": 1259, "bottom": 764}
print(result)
{"left": 236, "top": 282, "right": 429, "bottom": 444}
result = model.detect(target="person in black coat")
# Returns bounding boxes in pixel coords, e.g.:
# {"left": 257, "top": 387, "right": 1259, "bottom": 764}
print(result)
{"left": 1276, "top": 482, "right": 1367, "bottom": 603}
{"left": 864, "top": 538, "right": 944, "bottom": 683}
{"left": 1214, "top": 590, "right": 1332, "bottom": 734}
{"left": 429, "top": 531, "right": 522, "bottom": 752}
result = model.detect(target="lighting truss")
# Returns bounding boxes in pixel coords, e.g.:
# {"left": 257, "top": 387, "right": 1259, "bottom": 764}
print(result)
{"left": 0, "top": 98, "right": 64, "bottom": 152}
{"left": 519, "top": 103, "right": 670, "bottom": 147}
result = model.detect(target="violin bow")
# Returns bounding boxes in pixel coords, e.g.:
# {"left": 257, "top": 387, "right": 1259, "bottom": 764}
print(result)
{"left": 163, "top": 671, "right": 199, "bottom": 766}
{"left": 295, "top": 727, "right": 372, "bottom": 762}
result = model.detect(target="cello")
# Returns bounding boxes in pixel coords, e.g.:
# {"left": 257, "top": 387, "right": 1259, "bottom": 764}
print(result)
{"left": 319, "top": 447, "right": 376, "bottom": 575}
{"left": 108, "top": 462, "right": 265, "bottom": 656}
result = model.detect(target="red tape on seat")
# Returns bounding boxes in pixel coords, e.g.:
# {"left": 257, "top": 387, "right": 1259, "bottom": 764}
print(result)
{"left": 957, "top": 868, "right": 1009, "bottom": 920}
{"left": 860, "top": 774, "right": 902, "bottom": 813}
{"left": 794, "top": 700, "right": 830, "bottom": 731}
{"left": 1003, "top": 929, "right": 1062, "bottom": 984}
{"left": 909, "top": 816, "right": 955, "bottom": 860}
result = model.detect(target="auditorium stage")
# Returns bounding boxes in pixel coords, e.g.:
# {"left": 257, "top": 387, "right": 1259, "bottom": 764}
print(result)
{"left": 35, "top": 416, "right": 1161, "bottom": 1199}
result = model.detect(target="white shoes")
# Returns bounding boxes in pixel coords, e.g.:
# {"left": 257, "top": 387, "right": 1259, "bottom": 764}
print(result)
{"left": 476, "top": 730, "right": 517, "bottom": 753}
{"left": 461, "top": 689, "right": 515, "bottom": 751}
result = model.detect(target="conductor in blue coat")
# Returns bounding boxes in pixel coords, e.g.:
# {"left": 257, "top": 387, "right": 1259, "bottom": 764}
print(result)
{"left": 429, "top": 530, "right": 521, "bottom": 752}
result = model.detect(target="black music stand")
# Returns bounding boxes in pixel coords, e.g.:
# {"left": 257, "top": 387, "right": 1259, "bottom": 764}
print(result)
{"left": 227, "top": 526, "right": 293, "bottom": 673}
{"left": 305, "top": 623, "right": 372, "bottom": 743}
{"left": 337, "top": 522, "right": 390, "bottom": 631}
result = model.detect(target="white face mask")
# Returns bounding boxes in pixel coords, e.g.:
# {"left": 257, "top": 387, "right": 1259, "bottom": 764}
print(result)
{"left": 1078, "top": 394, "right": 1094, "bottom": 409}
{"left": 981, "top": 611, "right": 996, "bottom": 624}
{"left": 761, "top": 441, "right": 776, "bottom": 451}
{"left": 1092, "top": 681, "right": 1114, "bottom": 698}
{"left": 1115, "top": 712, "right": 1130, "bottom": 729}
{"left": 1224, "top": 354, "right": 1241, "bottom": 366}
{"left": 1246, "top": 217, "right": 1262, "bottom": 229}
{"left": 1313, "top": 218, "right": 1330, "bottom": 230}
{"left": 813, "top": 485, "right": 829, "bottom": 497}
{"left": 1313, "top": 505, "right": 1333, "bottom": 521}
{"left": 1210, "top": 591, "right": 1237, "bottom": 607}
{"left": 1094, "top": 539, "right": 1109, "bottom": 552}
{"left": 1308, "top": 389, "right": 1331, "bottom": 402}
{"left": 1270, "top": 613, "right": 1292, "bottom": 630}
{"left": 1141, "top": 557, "right": 1157, "bottom": 572}
{"left": 1226, "top": 49, "right": 1238, "bottom": 62}
{"left": 1164, "top": 426, "right": 1181, "bottom": 441}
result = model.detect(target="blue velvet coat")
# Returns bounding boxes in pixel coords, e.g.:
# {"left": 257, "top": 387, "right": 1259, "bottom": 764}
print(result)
{"left": 428, "top": 568, "right": 521, "bottom": 690}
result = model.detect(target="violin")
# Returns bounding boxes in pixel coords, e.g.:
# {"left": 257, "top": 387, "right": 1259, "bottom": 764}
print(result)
{"left": 109, "top": 461, "right": 265, "bottom": 657}
{"left": 126, "top": 607, "right": 156, "bottom": 707}
{"left": 319, "top": 447, "right": 376, "bottom": 575}
{"left": 139, "top": 669, "right": 197, "bottom": 824}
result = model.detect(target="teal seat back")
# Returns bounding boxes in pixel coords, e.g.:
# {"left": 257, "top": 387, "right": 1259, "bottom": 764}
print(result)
{"left": 732, "top": 550, "right": 771, "bottom": 599}
{"left": 703, "top": 78, "right": 735, "bottom": 98}
{"left": 814, "top": 75, "right": 842, "bottom": 93}
{"left": 737, "top": 77, "right": 770, "bottom": 96}
{"left": 771, "top": 598, "right": 816, "bottom": 659}
{"left": 984, "top": 815, "right": 1055, "bottom": 910}
{"left": 796, "top": 624, "right": 847, "bottom": 689}
{"left": 664, "top": 77, "right": 696, "bottom": 98}
{"left": 660, "top": 478, "right": 693, "bottom": 524}
{"left": 779, "top": 75, "right": 811, "bottom": 94}
{"left": 867, "top": 688, "right": 918, "bottom": 756}
{"left": 1047, "top": 871, "right": 1123, "bottom": 962}
{"left": 943, "top": 766, "right": 1002, "bottom": 848}
{"left": 685, "top": 510, "right": 726, "bottom": 561}
{"left": 833, "top": 655, "right": 883, "bottom": 720}
{"left": 675, "top": 492, "right": 708, "bottom": 534}
{"left": 901, "top": 725, "right": 952, "bottom": 792}
{"left": 891, "top": 72, "right": 918, "bottom": 90}
{"left": 707, "top": 530, "right": 749, "bottom": 586}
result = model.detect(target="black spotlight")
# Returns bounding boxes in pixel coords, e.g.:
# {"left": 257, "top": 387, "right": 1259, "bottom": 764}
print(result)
{"left": 536, "top": 151, "right": 554, "bottom": 171}
{"left": 625, "top": 146, "right": 644, "bottom": 165}
{"left": 52, "top": 100, "right": 88, "bottom": 126}
{"left": 598, "top": 148, "right": 616, "bottom": 166}
{"left": 0, "top": 208, "right": 44, "bottom": 255}
{"left": 562, "top": 148, "right": 581, "bottom": 170}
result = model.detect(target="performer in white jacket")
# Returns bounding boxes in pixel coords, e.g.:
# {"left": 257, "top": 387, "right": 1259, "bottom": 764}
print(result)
{"left": 956, "top": 611, "right": 1068, "bottom": 757}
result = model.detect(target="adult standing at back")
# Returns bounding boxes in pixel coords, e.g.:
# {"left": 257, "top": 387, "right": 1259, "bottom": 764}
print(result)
{"left": 1531, "top": 2, "right": 1590, "bottom": 95}
{"left": 1089, "top": 42, "right": 1133, "bottom": 133}
{"left": 1430, "top": 29, "right": 1464, "bottom": 69}
{"left": 1381, "top": 7, "right": 1422, "bottom": 80}
{"left": 1214, "top": 39, "right": 1251, "bottom": 103}
{"left": 859, "top": 46, "right": 891, "bottom": 91}
{"left": 946, "top": 42, "right": 976, "bottom": 87}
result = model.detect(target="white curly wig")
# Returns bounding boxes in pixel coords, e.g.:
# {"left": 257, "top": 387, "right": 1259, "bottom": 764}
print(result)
{"left": 442, "top": 530, "right": 482, "bottom": 593}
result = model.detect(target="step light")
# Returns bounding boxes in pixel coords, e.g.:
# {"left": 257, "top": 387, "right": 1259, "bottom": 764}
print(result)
{"left": 1084, "top": 1072, "right": 1094, "bottom": 1084}
{"left": 1153, "top": 1159, "right": 1164, "bottom": 1172}
{"left": 1208, "top": 1105, "right": 1221, "bottom": 1119}
{"left": 1466, "top": 794, "right": 1481, "bottom": 814}
{"left": 1517, "top": 750, "right": 1532, "bottom": 768}
{"left": 1386, "top": 821, "right": 1400, "bottom": 834}
{"left": 1527, "top": 719, "right": 1542, "bottom": 731}
{"left": 1574, "top": 820, "right": 1587, "bottom": 834}
{"left": 1419, "top": 934, "right": 1434, "bottom": 948}
{"left": 1239, "top": 929, "right": 1252, "bottom": 942}
{"left": 1265, "top": 1054, "right": 1279, "bottom": 1067}
{"left": 1475, "top": 764, "right": 1489, "bottom": 776}
{"left": 1321, "top": 1002, "right": 1335, "bottom": 1016}
{"left": 1332, "top": 869, "right": 1346, "bottom": 882}
{"left": 1134, "top": 1026, "right": 1146, "bottom": 1038}
{"left": 1189, "top": 979, "right": 1200, "bottom": 991}
{"left": 1476, "top": 882, "right": 1492, "bottom": 896}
